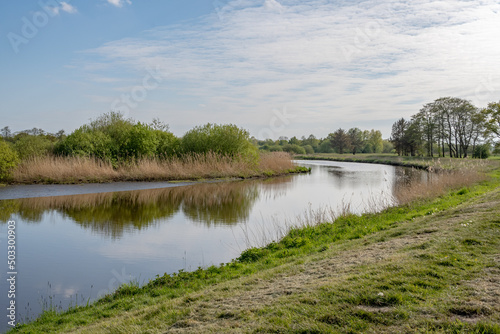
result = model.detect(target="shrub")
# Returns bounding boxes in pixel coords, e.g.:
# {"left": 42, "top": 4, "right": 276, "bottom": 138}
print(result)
{"left": 303, "top": 145, "right": 314, "bottom": 154}
{"left": 0, "top": 140, "right": 19, "bottom": 181}
{"left": 126, "top": 123, "right": 158, "bottom": 159}
{"left": 55, "top": 127, "right": 113, "bottom": 161}
{"left": 282, "top": 144, "right": 306, "bottom": 155}
{"left": 473, "top": 144, "right": 490, "bottom": 159}
{"left": 317, "top": 140, "right": 334, "bottom": 153}
{"left": 181, "top": 123, "right": 258, "bottom": 162}
{"left": 13, "top": 134, "right": 53, "bottom": 159}
{"left": 155, "top": 130, "right": 181, "bottom": 158}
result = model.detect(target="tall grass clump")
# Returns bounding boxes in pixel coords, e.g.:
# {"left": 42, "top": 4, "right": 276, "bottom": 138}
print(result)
{"left": 394, "top": 165, "right": 487, "bottom": 205}
{"left": 11, "top": 152, "right": 298, "bottom": 184}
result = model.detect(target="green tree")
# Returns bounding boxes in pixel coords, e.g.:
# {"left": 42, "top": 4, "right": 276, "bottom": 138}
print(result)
{"left": 0, "top": 140, "right": 19, "bottom": 181}
{"left": 329, "top": 128, "right": 351, "bottom": 154}
{"left": 347, "top": 128, "right": 364, "bottom": 154}
{"left": 391, "top": 118, "right": 407, "bottom": 156}
{"left": 484, "top": 101, "right": 500, "bottom": 139}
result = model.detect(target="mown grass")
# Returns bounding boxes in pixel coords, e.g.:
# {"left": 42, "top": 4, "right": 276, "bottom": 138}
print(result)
{"left": 8, "top": 162, "right": 500, "bottom": 333}
{"left": 10, "top": 152, "right": 308, "bottom": 184}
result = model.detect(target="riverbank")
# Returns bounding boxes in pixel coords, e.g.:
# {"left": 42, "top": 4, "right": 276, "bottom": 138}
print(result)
{"left": 6, "top": 152, "right": 309, "bottom": 185}
{"left": 297, "top": 153, "right": 493, "bottom": 172}
{"left": 9, "top": 161, "right": 500, "bottom": 333}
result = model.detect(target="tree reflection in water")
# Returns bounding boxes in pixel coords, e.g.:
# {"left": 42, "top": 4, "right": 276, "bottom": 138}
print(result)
{"left": 0, "top": 177, "right": 294, "bottom": 238}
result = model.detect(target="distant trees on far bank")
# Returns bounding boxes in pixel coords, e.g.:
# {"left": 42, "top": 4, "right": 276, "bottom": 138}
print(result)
{"left": 391, "top": 97, "right": 500, "bottom": 158}
{"left": 255, "top": 128, "right": 391, "bottom": 155}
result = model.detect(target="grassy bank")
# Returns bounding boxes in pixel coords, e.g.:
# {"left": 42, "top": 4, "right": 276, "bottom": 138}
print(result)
{"left": 9, "top": 152, "right": 309, "bottom": 184}
{"left": 296, "top": 153, "right": 492, "bottom": 172}
{"left": 9, "top": 161, "right": 500, "bottom": 333}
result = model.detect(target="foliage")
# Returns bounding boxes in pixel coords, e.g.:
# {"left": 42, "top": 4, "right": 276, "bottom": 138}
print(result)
{"left": 329, "top": 128, "right": 351, "bottom": 154}
{"left": 0, "top": 140, "right": 19, "bottom": 181}
{"left": 348, "top": 128, "right": 363, "bottom": 154}
{"left": 302, "top": 144, "right": 314, "bottom": 154}
{"left": 472, "top": 144, "right": 490, "bottom": 159}
{"left": 484, "top": 101, "right": 500, "bottom": 138}
{"left": 13, "top": 134, "right": 54, "bottom": 159}
{"left": 55, "top": 112, "right": 180, "bottom": 164}
{"left": 282, "top": 143, "right": 306, "bottom": 154}
{"left": 181, "top": 123, "right": 258, "bottom": 162}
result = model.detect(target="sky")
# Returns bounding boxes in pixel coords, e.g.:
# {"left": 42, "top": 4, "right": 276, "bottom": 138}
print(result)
{"left": 1, "top": 0, "right": 500, "bottom": 139}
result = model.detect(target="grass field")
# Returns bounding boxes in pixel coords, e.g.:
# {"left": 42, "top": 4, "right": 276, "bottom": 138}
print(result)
{"left": 8, "top": 158, "right": 500, "bottom": 333}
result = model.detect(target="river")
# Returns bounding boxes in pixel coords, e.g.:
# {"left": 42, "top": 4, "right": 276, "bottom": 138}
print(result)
{"left": 0, "top": 160, "right": 425, "bottom": 332}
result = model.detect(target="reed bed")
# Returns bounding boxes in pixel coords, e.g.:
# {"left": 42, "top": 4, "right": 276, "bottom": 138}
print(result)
{"left": 12, "top": 151, "right": 296, "bottom": 184}
{"left": 393, "top": 165, "right": 488, "bottom": 205}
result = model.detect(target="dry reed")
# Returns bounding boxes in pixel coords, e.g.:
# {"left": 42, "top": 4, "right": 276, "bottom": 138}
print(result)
{"left": 12, "top": 152, "right": 296, "bottom": 184}
{"left": 393, "top": 166, "right": 487, "bottom": 205}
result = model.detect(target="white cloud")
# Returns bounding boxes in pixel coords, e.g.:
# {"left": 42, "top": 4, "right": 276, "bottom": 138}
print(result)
{"left": 46, "top": 1, "right": 78, "bottom": 15}
{"left": 82, "top": 0, "right": 500, "bottom": 138}
{"left": 107, "top": 0, "right": 132, "bottom": 8}
{"left": 61, "top": 2, "right": 77, "bottom": 14}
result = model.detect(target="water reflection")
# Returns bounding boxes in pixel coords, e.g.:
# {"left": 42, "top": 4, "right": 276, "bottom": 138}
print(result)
{"left": 0, "top": 161, "right": 432, "bottom": 333}
{"left": 0, "top": 178, "right": 295, "bottom": 238}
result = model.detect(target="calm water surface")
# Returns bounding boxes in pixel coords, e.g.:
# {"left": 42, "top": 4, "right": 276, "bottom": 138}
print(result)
{"left": 0, "top": 160, "right": 424, "bottom": 331}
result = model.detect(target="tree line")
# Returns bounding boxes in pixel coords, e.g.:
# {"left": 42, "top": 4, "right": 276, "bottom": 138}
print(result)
{"left": 255, "top": 129, "right": 392, "bottom": 155}
{"left": 0, "top": 112, "right": 258, "bottom": 180}
{"left": 390, "top": 97, "right": 500, "bottom": 158}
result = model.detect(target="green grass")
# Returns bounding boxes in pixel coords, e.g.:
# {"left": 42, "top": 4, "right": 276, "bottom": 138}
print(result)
{"left": 9, "top": 164, "right": 500, "bottom": 333}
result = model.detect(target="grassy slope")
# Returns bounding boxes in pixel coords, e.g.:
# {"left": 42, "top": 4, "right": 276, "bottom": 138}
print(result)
{"left": 10, "top": 163, "right": 500, "bottom": 334}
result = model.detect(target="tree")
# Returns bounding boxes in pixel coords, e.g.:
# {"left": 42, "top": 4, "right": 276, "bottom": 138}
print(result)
{"left": 403, "top": 120, "right": 423, "bottom": 156}
{"left": 390, "top": 118, "right": 407, "bottom": 156}
{"left": 368, "top": 130, "right": 383, "bottom": 153}
{"left": 414, "top": 103, "right": 438, "bottom": 157}
{"left": 347, "top": 128, "right": 363, "bottom": 154}
{"left": 1, "top": 126, "right": 11, "bottom": 139}
{"left": 484, "top": 101, "right": 500, "bottom": 138}
{"left": 329, "top": 128, "right": 351, "bottom": 154}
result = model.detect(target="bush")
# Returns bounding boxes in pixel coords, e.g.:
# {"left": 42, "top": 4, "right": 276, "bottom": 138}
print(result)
{"left": 303, "top": 145, "right": 314, "bottom": 154}
{"left": 181, "top": 123, "right": 258, "bottom": 162}
{"left": 126, "top": 123, "right": 158, "bottom": 159}
{"left": 55, "top": 113, "right": 180, "bottom": 163}
{"left": 13, "top": 135, "right": 54, "bottom": 159}
{"left": 155, "top": 130, "right": 181, "bottom": 158}
{"left": 282, "top": 144, "right": 306, "bottom": 155}
{"left": 0, "top": 140, "right": 19, "bottom": 181}
{"left": 473, "top": 144, "right": 490, "bottom": 159}
{"left": 317, "top": 140, "right": 334, "bottom": 153}
{"left": 55, "top": 127, "right": 113, "bottom": 161}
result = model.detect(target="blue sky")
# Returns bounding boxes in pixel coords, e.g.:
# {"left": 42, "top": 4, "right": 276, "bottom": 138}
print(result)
{"left": 1, "top": 0, "right": 500, "bottom": 139}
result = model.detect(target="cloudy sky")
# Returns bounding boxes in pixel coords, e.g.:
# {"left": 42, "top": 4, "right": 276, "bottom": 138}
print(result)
{"left": 1, "top": 0, "right": 499, "bottom": 139}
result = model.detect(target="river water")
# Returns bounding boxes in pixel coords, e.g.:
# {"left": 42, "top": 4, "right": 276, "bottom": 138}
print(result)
{"left": 0, "top": 160, "right": 425, "bottom": 331}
